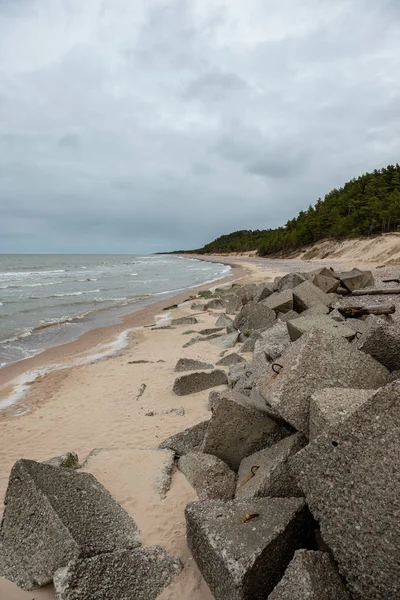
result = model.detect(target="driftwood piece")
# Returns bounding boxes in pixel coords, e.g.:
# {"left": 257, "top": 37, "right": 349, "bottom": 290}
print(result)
{"left": 350, "top": 288, "right": 400, "bottom": 296}
{"left": 337, "top": 304, "right": 396, "bottom": 318}
{"left": 382, "top": 279, "right": 400, "bottom": 284}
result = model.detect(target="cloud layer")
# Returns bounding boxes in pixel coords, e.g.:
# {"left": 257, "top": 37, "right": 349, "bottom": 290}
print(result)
{"left": 1, "top": 0, "right": 400, "bottom": 252}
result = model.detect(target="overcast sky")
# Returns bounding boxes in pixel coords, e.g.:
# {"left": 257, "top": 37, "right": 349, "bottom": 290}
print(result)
{"left": 1, "top": 0, "right": 400, "bottom": 253}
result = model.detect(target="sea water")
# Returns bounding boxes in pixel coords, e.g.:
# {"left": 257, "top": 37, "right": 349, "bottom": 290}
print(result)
{"left": 0, "top": 254, "right": 230, "bottom": 367}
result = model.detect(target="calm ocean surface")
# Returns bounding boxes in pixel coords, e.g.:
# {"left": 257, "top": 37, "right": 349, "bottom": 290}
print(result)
{"left": 0, "top": 254, "right": 230, "bottom": 367}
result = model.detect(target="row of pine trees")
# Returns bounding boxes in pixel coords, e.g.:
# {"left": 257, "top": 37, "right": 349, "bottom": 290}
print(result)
{"left": 193, "top": 164, "right": 400, "bottom": 256}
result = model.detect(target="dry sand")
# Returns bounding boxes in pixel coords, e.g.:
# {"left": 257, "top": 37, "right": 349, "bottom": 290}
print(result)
{"left": 0, "top": 253, "right": 380, "bottom": 599}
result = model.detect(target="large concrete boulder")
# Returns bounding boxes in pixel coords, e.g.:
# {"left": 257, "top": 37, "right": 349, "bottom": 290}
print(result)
{"left": 268, "top": 550, "right": 350, "bottom": 600}
{"left": 53, "top": 546, "right": 182, "bottom": 600}
{"left": 171, "top": 316, "right": 198, "bottom": 325}
{"left": 173, "top": 370, "right": 228, "bottom": 395}
{"left": 225, "top": 294, "right": 244, "bottom": 315}
{"left": 253, "top": 321, "right": 291, "bottom": 361}
{"left": 292, "top": 281, "right": 332, "bottom": 312}
{"left": 216, "top": 352, "right": 246, "bottom": 367}
{"left": 356, "top": 317, "right": 400, "bottom": 371}
{"left": 211, "top": 331, "right": 239, "bottom": 349}
{"left": 215, "top": 313, "right": 234, "bottom": 328}
{"left": 0, "top": 460, "right": 138, "bottom": 590}
{"left": 258, "top": 329, "right": 390, "bottom": 435}
{"left": 233, "top": 301, "right": 276, "bottom": 333}
{"left": 201, "top": 394, "right": 292, "bottom": 471}
{"left": 290, "top": 384, "right": 400, "bottom": 600}
{"left": 277, "top": 309, "right": 299, "bottom": 323}
{"left": 253, "top": 283, "right": 274, "bottom": 302}
{"left": 263, "top": 290, "right": 294, "bottom": 315}
{"left": 159, "top": 420, "right": 209, "bottom": 456}
{"left": 236, "top": 433, "right": 307, "bottom": 500}
{"left": 309, "top": 387, "right": 375, "bottom": 440}
{"left": 339, "top": 268, "right": 374, "bottom": 292}
{"left": 178, "top": 453, "right": 236, "bottom": 500}
{"left": 275, "top": 272, "right": 307, "bottom": 292}
{"left": 174, "top": 358, "right": 214, "bottom": 372}
{"left": 185, "top": 497, "right": 314, "bottom": 600}
{"left": 239, "top": 329, "right": 264, "bottom": 353}
{"left": 286, "top": 314, "right": 356, "bottom": 342}
{"left": 310, "top": 273, "right": 340, "bottom": 294}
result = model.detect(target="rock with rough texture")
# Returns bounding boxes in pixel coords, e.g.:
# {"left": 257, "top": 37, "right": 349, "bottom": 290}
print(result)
{"left": 174, "top": 358, "right": 214, "bottom": 372}
{"left": 173, "top": 370, "right": 228, "bottom": 395}
{"left": 236, "top": 433, "right": 307, "bottom": 500}
{"left": 159, "top": 420, "right": 209, "bottom": 456}
{"left": 178, "top": 453, "right": 237, "bottom": 500}
{"left": 254, "top": 283, "right": 274, "bottom": 302}
{"left": 216, "top": 352, "right": 246, "bottom": 367}
{"left": 286, "top": 314, "right": 356, "bottom": 342}
{"left": 43, "top": 452, "right": 80, "bottom": 469}
{"left": 329, "top": 308, "right": 345, "bottom": 321}
{"left": 215, "top": 313, "right": 234, "bottom": 328}
{"left": 277, "top": 309, "right": 299, "bottom": 322}
{"left": 204, "top": 299, "right": 224, "bottom": 310}
{"left": 300, "top": 303, "right": 330, "bottom": 317}
{"left": 185, "top": 497, "right": 314, "bottom": 600}
{"left": 268, "top": 550, "right": 350, "bottom": 600}
{"left": 239, "top": 330, "right": 264, "bottom": 353}
{"left": 309, "top": 387, "right": 375, "bottom": 440}
{"left": 0, "top": 460, "right": 138, "bottom": 590}
{"left": 340, "top": 268, "right": 374, "bottom": 292}
{"left": 201, "top": 394, "right": 292, "bottom": 471}
{"left": 291, "top": 383, "right": 400, "bottom": 600}
{"left": 171, "top": 316, "right": 198, "bottom": 325}
{"left": 207, "top": 390, "right": 222, "bottom": 411}
{"left": 276, "top": 272, "right": 307, "bottom": 292}
{"left": 225, "top": 294, "right": 244, "bottom": 315}
{"left": 263, "top": 290, "right": 294, "bottom": 315}
{"left": 210, "top": 331, "right": 239, "bottom": 349}
{"left": 310, "top": 273, "right": 340, "bottom": 294}
{"left": 233, "top": 301, "right": 276, "bottom": 333}
{"left": 254, "top": 321, "right": 291, "bottom": 361}
{"left": 292, "top": 281, "right": 332, "bottom": 313}
{"left": 356, "top": 317, "right": 400, "bottom": 371}
{"left": 258, "top": 329, "right": 390, "bottom": 435}
{"left": 53, "top": 546, "right": 182, "bottom": 600}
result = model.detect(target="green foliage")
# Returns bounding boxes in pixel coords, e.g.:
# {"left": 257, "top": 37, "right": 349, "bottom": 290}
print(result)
{"left": 198, "top": 290, "right": 214, "bottom": 299}
{"left": 189, "top": 164, "right": 400, "bottom": 256}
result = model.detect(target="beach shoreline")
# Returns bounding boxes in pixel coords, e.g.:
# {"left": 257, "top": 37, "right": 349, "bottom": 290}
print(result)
{"left": 0, "top": 257, "right": 248, "bottom": 410}
{"left": 0, "top": 253, "right": 380, "bottom": 600}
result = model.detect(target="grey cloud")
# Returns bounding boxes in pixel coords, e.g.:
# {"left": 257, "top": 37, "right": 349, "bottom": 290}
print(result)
{"left": 1, "top": 0, "right": 400, "bottom": 252}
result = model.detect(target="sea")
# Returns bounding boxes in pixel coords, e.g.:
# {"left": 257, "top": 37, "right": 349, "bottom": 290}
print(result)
{"left": 0, "top": 254, "right": 231, "bottom": 368}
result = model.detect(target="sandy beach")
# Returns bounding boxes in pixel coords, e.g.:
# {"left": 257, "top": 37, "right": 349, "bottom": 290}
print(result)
{"left": 0, "top": 254, "right": 386, "bottom": 599}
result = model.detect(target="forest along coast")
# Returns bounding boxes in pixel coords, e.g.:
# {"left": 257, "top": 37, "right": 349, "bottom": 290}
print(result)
{"left": 0, "top": 257, "right": 399, "bottom": 599}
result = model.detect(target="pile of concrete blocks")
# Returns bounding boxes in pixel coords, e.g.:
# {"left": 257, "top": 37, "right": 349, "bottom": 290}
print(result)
{"left": 163, "top": 266, "right": 400, "bottom": 599}
{"left": 0, "top": 460, "right": 181, "bottom": 598}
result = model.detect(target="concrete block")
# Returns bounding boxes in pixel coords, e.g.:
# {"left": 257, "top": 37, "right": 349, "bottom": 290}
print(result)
{"left": 267, "top": 549, "right": 350, "bottom": 600}
{"left": 275, "top": 273, "right": 307, "bottom": 292}
{"left": 254, "top": 321, "right": 291, "bottom": 361}
{"left": 178, "top": 453, "right": 236, "bottom": 500}
{"left": 286, "top": 315, "right": 356, "bottom": 342}
{"left": 53, "top": 546, "right": 182, "bottom": 600}
{"left": 173, "top": 370, "right": 228, "bottom": 395}
{"left": 356, "top": 318, "right": 400, "bottom": 371}
{"left": 159, "top": 420, "right": 209, "bottom": 456}
{"left": 290, "top": 384, "right": 400, "bottom": 600}
{"left": 0, "top": 460, "right": 138, "bottom": 590}
{"left": 293, "top": 281, "right": 332, "bottom": 313}
{"left": 174, "top": 358, "right": 214, "bottom": 372}
{"left": 202, "top": 394, "right": 292, "bottom": 471}
{"left": 185, "top": 497, "right": 314, "bottom": 600}
{"left": 309, "top": 387, "right": 375, "bottom": 440}
{"left": 258, "top": 329, "right": 390, "bottom": 435}
{"left": 263, "top": 290, "right": 294, "bottom": 315}
{"left": 233, "top": 301, "right": 276, "bottom": 333}
{"left": 236, "top": 433, "right": 307, "bottom": 500}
